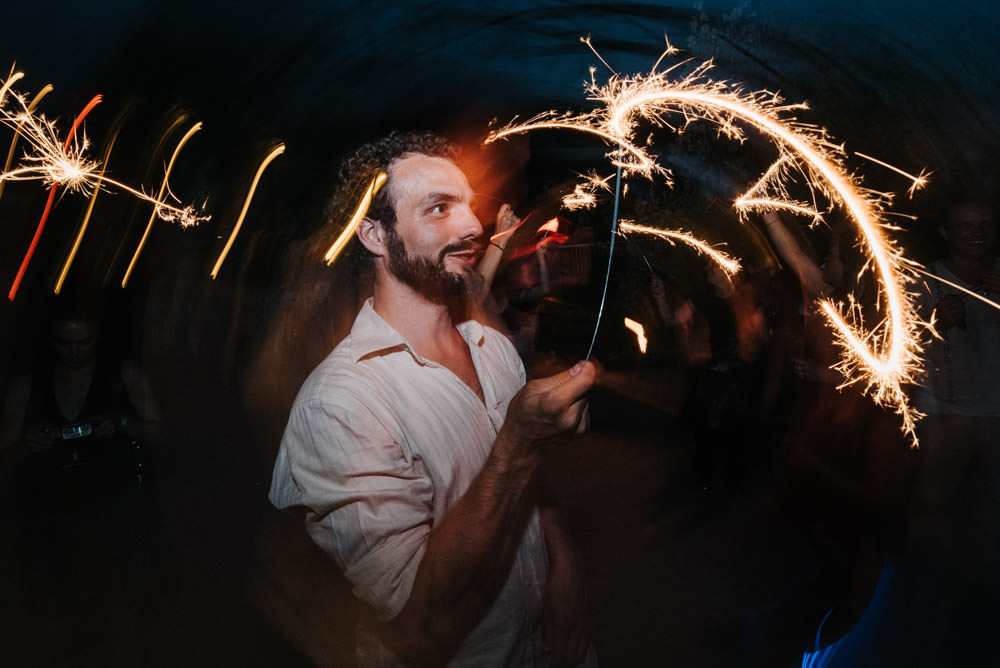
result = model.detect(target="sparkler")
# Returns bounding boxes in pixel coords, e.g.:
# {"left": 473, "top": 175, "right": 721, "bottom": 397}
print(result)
{"left": 211, "top": 143, "right": 285, "bottom": 278}
{"left": 0, "top": 73, "right": 209, "bottom": 295}
{"left": 8, "top": 93, "right": 102, "bottom": 300}
{"left": 619, "top": 220, "right": 741, "bottom": 277}
{"left": 486, "top": 39, "right": 929, "bottom": 443}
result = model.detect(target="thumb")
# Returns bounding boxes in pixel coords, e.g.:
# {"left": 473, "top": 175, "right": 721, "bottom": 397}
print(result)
{"left": 541, "top": 361, "right": 596, "bottom": 402}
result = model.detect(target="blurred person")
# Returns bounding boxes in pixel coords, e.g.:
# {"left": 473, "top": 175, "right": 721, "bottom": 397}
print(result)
{"left": 269, "top": 131, "right": 597, "bottom": 668}
{"left": 0, "top": 297, "right": 164, "bottom": 664}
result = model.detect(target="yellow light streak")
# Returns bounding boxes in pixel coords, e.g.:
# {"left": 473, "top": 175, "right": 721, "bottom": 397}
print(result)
{"left": 121, "top": 121, "right": 203, "bottom": 287}
{"left": 624, "top": 317, "right": 648, "bottom": 353}
{"left": 487, "top": 42, "right": 928, "bottom": 444}
{"left": 324, "top": 170, "right": 387, "bottom": 265}
{"left": 54, "top": 131, "right": 118, "bottom": 294}
{"left": 211, "top": 143, "right": 285, "bottom": 279}
{"left": 619, "top": 220, "right": 741, "bottom": 277}
{"left": 0, "top": 73, "right": 206, "bottom": 226}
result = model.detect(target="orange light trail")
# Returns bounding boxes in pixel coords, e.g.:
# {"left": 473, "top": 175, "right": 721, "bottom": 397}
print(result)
{"left": 8, "top": 94, "right": 102, "bottom": 301}
{"left": 324, "top": 170, "right": 387, "bottom": 265}
{"left": 211, "top": 143, "right": 285, "bottom": 279}
{"left": 619, "top": 220, "right": 741, "bottom": 277}
{"left": 487, "top": 41, "right": 928, "bottom": 443}
{"left": 624, "top": 317, "right": 648, "bottom": 353}
{"left": 121, "top": 121, "right": 203, "bottom": 287}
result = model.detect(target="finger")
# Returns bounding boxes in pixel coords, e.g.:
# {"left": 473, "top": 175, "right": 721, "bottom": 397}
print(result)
{"left": 540, "top": 362, "right": 595, "bottom": 410}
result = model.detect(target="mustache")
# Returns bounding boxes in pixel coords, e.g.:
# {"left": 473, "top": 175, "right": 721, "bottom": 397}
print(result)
{"left": 438, "top": 239, "right": 483, "bottom": 260}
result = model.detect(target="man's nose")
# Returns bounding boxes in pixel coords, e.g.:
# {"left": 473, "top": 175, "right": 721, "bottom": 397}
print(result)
{"left": 456, "top": 204, "right": 483, "bottom": 240}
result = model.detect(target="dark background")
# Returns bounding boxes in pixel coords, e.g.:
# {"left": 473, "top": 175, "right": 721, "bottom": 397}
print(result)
{"left": 0, "top": 2, "right": 997, "bottom": 666}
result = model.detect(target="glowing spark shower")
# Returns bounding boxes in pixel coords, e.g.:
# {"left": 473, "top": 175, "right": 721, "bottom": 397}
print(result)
{"left": 8, "top": 93, "right": 102, "bottom": 300}
{"left": 619, "top": 220, "right": 741, "bottom": 277}
{"left": 855, "top": 151, "right": 931, "bottom": 198}
{"left": 324, "top": 170, "right": 387, "bottom": 265}
{"left": 0, "top": 73, "right": 207, "bottom": 226}
{"left": 486, "top": 40, "right": 928, "bottom": 443}
{"left": 211, "top": 143, "right": 285, "bottom": 279}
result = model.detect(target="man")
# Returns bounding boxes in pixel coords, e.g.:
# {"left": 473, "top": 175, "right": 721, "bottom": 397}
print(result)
{"left": 269, "top": 131, "right": 597, "bottom": 667}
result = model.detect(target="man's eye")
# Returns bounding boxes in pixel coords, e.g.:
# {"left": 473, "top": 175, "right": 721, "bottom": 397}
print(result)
{"left": 429, "top": 203, "right": 448, "bottom": 215}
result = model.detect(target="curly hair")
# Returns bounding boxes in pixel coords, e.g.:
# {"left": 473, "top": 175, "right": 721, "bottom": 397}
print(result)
{"left": 333, "top": 130, "right": 459, "bottom": 229}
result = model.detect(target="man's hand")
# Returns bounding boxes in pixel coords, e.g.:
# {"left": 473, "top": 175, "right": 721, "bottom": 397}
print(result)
{"left": 503, "top": 361, "right": 596, "bottom": 446}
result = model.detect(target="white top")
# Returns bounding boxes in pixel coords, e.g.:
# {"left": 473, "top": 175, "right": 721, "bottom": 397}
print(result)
{"left": 269, "top": 298, "right": 550, "bottom": 667}
{"left": 915, "top": 258, "right": 1000, "bottom": 417}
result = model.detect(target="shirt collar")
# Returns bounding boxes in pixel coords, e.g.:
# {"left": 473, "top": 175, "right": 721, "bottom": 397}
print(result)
{"left": 348, "top": 298, "right": 486, "bottom": 364}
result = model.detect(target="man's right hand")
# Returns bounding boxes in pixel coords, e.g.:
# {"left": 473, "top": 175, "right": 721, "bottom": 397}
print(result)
{"left": 503, "top": 361, "right": 596, "bottom": 445}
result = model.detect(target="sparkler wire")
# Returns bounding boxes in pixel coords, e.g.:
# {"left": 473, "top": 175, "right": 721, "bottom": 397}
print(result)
{"left": 585, "top": 163, "right": 623, "bottom": 360}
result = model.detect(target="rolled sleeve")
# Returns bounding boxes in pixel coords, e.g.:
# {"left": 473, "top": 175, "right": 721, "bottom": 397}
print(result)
{"left": 271, "top": 391, "right": 434, "bottom": 620}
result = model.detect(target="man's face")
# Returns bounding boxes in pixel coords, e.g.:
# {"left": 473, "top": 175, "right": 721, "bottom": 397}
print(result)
{"left": 50, "top": 320, "right": 99, "bottom": 370}
{"left": 382, "top": 154, "right": 485, "bottom": 302}
{"left": 942, "top": 202, "right": 997, "bottom": 258}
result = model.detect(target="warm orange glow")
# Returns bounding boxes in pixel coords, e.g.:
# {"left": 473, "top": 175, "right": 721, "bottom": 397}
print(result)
{"left": 537, "top": 218, "right": 560, "bottom": 235}
{"left": 624, "top": 317, "right": 648, "bottom": 353}
{"left": 122, "top": 121, "right": 203, "bottom": 287}
{"left": 211, "top": 143, "right": 285, "bottom": 279}
{"left": 324, "top": 170, "right": 387, "bottom": 265}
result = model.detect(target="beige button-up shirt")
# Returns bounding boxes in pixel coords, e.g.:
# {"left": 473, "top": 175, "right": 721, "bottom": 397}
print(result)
{"left": 270, "top": 299, "right": 549, "bottom": 666}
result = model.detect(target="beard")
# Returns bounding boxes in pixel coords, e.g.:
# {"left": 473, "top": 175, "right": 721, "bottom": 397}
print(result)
{"left": 385, "top": 225, "right": 485, "bottom": 303}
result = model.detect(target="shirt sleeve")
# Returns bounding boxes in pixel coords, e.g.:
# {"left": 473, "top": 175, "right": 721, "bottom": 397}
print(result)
{"left": 270, "top": 388, "right": 434, "bottom": 620}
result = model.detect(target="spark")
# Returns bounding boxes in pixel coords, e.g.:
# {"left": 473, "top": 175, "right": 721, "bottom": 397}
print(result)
{"left": 325, "top": 170, "right": 387, "bottom": 265}
{"left": 487, "top": 41, "right": 928, "bottom": 444}
{"left": 8, "top": 94, "right": 102, "bottom": 301}
{"left": 0, "top": 74, "right": 207, "bottom": 221}
{"left": 211, "top": 143, "right": 285, "bottom": 279}
{"left": 563, "top": 171, "right": 614, "bottom": 210}
{"left": 624, "top": 317, "right": 648, "bottom": 353}
{"left": 619, "top": 220, "right": 742, "bottom": 277}
{"left": 0, "top": 81, "right": 52, "bottom": 202}
{"left": 54, "top": 129, "right": 120, "bottom": 294}
{"left": 855, "top": 151, "right": 931, "bottom": 198}
{"left": 122, "top": 121, "right": 204, "bottom": 288}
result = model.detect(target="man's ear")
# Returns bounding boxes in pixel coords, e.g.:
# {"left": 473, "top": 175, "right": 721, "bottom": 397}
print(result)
{"left": 938, "top": 225, "right": 949, "bottom": 243}
{"left": 357, "top": 216, "right": 387, "bottom": 256}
